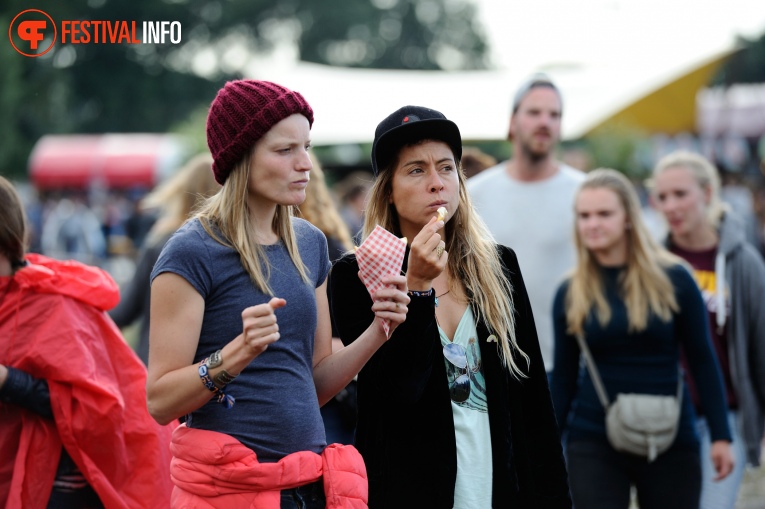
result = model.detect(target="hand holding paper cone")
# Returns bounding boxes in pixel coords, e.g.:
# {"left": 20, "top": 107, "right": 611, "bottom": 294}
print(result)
{"left": 355, "top": 225, "right": 408, "bottom": 338}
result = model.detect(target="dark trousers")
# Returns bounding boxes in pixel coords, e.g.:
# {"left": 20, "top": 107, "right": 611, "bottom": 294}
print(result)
{"left": 47, "top": 486, "right": 103, "bottom": 509}
{"left": 566, "top": 438, "right": 701, "bottom": 509}
{"left": 280, "top": 479, "right": 326, "bottom": 509}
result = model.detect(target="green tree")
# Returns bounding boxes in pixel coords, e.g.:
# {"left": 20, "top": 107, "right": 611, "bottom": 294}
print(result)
{"left": 1, "top": 0, "right": 489, "bottom": 180}
{"left": 712, "top": 32, "right": 765, "bottom": 85}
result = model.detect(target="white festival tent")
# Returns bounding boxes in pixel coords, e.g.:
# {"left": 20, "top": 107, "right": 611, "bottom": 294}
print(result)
{"left": 246, "top": 45, "right": 737, "bottom": 146}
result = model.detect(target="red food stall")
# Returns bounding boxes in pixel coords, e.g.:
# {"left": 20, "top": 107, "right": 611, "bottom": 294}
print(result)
{"left": 29, "top": 134, "right": 188, "bottom": 190}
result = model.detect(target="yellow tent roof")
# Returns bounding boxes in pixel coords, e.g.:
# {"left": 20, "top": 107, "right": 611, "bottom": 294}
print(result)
{"left": 583, "top": 49, "right": 737, "bottom": 136}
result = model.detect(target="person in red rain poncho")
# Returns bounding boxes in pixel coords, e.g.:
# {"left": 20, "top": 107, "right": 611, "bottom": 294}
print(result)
{"left": 0, "top": 176, "right": 175, "bottom": 509}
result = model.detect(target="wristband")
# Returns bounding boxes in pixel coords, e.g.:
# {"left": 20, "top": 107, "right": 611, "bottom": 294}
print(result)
{"left": 198, "top": 361, "right": 235, "bottom": 409}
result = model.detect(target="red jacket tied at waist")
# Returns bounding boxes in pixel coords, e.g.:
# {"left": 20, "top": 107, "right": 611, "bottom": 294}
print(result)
{"left": 170, "top": 425, "right": 368, "bottom": 508}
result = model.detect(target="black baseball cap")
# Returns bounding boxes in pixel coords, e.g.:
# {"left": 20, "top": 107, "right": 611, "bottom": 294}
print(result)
{"left": 371, "top": 105, "right": 462, "bottom": 177}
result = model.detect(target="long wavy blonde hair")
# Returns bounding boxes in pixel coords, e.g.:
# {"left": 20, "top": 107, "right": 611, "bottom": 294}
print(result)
{"left": 195, "top": 150, "right": 309, "bottom": 295}
{"left": 142, "top": 153, "right": 220, "bottom": 246}
{"left": 296, "top": 153, "right": 354, "bottom": 252}
{"left": 364, "top": 141, "right": 529, "bottom": 377}
{"left": 566, "top": 169, "right": 681, "bottom": 335}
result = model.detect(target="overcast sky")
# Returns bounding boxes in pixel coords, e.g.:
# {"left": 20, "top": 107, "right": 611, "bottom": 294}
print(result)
{"left": 476, "top": 0, "right": 765, "bottom": 72}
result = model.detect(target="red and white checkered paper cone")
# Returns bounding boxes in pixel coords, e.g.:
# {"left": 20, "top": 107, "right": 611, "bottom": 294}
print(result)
{"left": 355, "top": 225, "right": 407, "bottom": 338}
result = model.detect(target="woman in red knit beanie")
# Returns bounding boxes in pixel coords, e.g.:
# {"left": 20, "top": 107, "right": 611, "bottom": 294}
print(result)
{"left": 146, "top": 80, "right": 410, "bottom": 508}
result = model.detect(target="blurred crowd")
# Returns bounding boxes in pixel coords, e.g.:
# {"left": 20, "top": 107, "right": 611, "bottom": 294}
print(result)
{"left": 14, "top": 145, "right": 765, "bottom": 282}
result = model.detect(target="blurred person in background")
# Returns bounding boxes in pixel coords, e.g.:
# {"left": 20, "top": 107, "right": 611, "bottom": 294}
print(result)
{"left": 651, "top": 151, "right": 765, "bottom": 509}
{"left": 40, "top": 192, "right": 107, "bottom": 265}
{"left": 296, "top": 153, "right": 357, "bottom": 445}
{"left": 123, "top": 188, "right": 157, "bottom": 252}
{"left": 337, "top": 172, "right": 372, "bottom": 244}
{"left": 0, "top": 176, "right": 175, "bottom": 509}
{"left": 468, "top": 74, "right": 585, "bottom": 379}
{"left": 460, "top": 146, "right": 497, "bottom": 179}
{"left": 109, "top": 153, "right": 220, "bottom": 365}
{"left": 330, "top": 105, "right": 571, "bottom": 508}
{"left": 719, "top": 171, "right": 763, "bottom": 250}
{"left": 146, "top": 80, "right": 409, "bottom": 508}
{"left": 755, "top": 182, "right": 765, "bottom": 257}
{"left": 551, "top": 169, "right": 733, "bottom": 509}
{"left": 298, "top": 153, "right": 355, "bottom": 261}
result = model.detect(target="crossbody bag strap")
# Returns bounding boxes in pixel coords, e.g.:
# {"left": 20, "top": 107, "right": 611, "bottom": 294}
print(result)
{"left": 675, "top": 368, "right": 684, "bottom": 403}
{"left": 574, "top": 333, "right": 611, "bottom": 410}
{"left": 574, "top": 333, "right": 685, "bottom": 409}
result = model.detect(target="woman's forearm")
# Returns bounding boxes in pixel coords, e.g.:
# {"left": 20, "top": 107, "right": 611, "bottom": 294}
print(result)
{"left": 313, "top": 320, "right": 387, "bottom": 405}
{"left": 147, "top": 332, "right": 255, "bottom": 424}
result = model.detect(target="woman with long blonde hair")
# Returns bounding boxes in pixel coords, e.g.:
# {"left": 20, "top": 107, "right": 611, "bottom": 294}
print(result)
{"left": 329, "top": 105, "right": 571, "bottom": 508}
{"left": 550, "top": 168, "right": 733, "bottom": 509}
{"left": 145, "top": 80, "right": 410, "bottom": 508}
{"left": 652, "top": 151, "right": 765, "bottom": 509}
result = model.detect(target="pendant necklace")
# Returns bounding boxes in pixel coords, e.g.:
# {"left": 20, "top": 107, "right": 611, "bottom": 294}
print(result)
{"left": 435, "top": 289, "right": 450, "bottom": 307}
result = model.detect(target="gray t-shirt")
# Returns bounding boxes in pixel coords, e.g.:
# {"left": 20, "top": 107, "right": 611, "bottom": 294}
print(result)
{"left": 467, "top": 163, "right": 585, "bottom": 372}
{"left": 151, "top": 217, "right": 331, "bottom": 462}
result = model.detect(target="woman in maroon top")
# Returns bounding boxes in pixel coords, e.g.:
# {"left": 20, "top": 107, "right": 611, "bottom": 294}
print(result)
{"left": 652, "top": 150, "right": 765, "bottom": 509}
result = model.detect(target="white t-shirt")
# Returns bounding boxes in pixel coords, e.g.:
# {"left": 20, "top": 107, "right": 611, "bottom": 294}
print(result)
{"left": 439, "top": 308, "right": 492, "bottom": 509}
{"left": 467, "top": 163, "right": 585, "bottom": 371}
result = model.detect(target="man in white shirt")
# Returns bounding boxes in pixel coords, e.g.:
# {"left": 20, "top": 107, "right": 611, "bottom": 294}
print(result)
{"left": 468, "top": 75, "right": 585, "bottom": 376}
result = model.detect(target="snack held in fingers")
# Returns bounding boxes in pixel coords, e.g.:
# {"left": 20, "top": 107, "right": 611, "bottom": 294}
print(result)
{"left": 437, "top": 207, "right": 447, "bottom": 222}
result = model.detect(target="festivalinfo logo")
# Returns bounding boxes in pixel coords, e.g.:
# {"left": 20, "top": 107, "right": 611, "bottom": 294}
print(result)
{"left": 9, "top": 9, "right": 182, "bottom": 57}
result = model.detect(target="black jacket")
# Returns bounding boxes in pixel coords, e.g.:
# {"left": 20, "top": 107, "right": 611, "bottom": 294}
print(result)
{"left": 328, "top": 245, "right": 571, "bottom": 508}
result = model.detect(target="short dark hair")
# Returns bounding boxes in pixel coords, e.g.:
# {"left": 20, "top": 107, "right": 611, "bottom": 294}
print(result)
{"left": 512, "top": 74, "right": 563, "bottom": 114}
{"left": 0, "top": 177, "right": 28, "bottom": 267}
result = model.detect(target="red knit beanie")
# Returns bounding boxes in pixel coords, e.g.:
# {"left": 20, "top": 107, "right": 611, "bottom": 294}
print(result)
{"left": 206, "top": 80, "right": 314, "bottom": 184}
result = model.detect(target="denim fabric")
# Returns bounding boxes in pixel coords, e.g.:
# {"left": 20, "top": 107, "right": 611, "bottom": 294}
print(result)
{"left": 697, "top": 411, "right": 747, "bottom": 509}
{"left": 566, "top": 438, "right": 701, "bottom": 509}
{"left": 280, "top": 479, "right": 326, "bottom": 509}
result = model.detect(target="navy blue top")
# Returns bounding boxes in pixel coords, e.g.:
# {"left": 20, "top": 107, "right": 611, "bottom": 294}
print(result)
{"left": 550, "top": 263, "right": 731, "bottom": 448}
{"left": 151, "top": 217, "right": 331, "bottom": 461}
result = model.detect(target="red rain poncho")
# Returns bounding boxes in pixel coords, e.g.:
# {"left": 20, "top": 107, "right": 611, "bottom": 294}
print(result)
{"left": 0, "top": 254, "right": 175, "bottom": 509}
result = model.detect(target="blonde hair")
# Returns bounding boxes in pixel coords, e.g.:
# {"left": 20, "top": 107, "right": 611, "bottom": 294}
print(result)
{"left": 195, "top": 151, "right": 308, "bottom": 295}
{"left": 566, "top": 169, "right": 681, "bottom": 335}
{"left": 651, "top": 150, "right": 726, "bottom": 227}
{"left": 142, "top": 153, "right": 220, "bottom": 246}
{"left": 296, "top": 153, "right": 354, "bottom": 252}
{"left": 364, "top": 142, "right": 529, "bottom": 377}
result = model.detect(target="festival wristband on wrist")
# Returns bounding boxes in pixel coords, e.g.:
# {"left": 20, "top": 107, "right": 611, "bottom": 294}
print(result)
{"left": 198, "top": 360, "right": 235, "bottom": 409}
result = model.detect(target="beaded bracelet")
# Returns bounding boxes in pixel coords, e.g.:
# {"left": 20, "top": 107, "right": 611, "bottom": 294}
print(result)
{"left": 198, "top": 361, "right": 235, "bottom": 409}
{"left": 407, "top": 289, "right": 434, "bottom": 298}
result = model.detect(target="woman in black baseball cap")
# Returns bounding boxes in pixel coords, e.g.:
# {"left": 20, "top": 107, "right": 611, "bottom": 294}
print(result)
{"left": 329, "top": 105, "right": 571, "bottom": 508}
